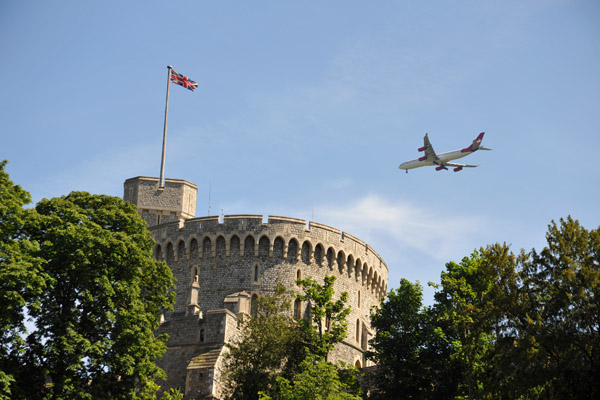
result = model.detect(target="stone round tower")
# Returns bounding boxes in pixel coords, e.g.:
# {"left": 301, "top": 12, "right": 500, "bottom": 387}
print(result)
{"left": 124, "top": 176, "right": 388, "bottom": 398}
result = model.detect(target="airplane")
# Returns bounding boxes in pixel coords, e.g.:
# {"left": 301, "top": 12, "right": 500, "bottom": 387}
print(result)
{"left": 399, "top": 132, "right": 491, "bottom": 173}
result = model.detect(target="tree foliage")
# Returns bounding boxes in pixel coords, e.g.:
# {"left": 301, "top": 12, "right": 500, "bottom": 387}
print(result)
{"left": 369, "top": 217, "right": 599, "bottom": 400}
{"left": 0, "top": 164, "right": 176, "bottom": 400}
{"left": 221, "top": 276, "right": 357, "bottom": 400}
{"left": 295, "top": 275, "right": 350, "bottom": 360}
{"left": 0, "top": 161, "right": 46, "bottom": 400}
{"left": 24, "top": 191, "right": 176, "bottom": 400}
{"left": 221, "top": 284, "right": 304, "bottom": 400}
{"left": 510, "top": 217, "right": 600, "bottom": 399}
{"left": 367, "top": 279, "right": 459, "bottom": 399}
{"left": 263, "top": 354, "right": 360, "bottom": 400}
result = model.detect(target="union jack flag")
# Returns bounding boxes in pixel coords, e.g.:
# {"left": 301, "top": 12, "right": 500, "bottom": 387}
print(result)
{"left": 169, "top": 68, "right": 198, "bottom": 91}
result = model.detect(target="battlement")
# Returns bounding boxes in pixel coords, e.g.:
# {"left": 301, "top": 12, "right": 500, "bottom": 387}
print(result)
{"left": 149, "top": 214, "right": 387, "bottom": 274}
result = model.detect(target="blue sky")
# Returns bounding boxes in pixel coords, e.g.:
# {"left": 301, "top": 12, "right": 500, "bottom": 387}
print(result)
{"left": 2, "top": 1, "right": 599, "bottom": 303}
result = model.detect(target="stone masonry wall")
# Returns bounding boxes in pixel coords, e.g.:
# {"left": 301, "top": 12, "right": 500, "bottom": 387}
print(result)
{"left": 152, "top": 215, "right": 387, "bottom": 372}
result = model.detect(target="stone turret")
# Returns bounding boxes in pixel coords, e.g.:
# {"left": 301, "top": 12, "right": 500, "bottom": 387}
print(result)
{"left": 124, "top": 176, "right": 197, "bottom": 227}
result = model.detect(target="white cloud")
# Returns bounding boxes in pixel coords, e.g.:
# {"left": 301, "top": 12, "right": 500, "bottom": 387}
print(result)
{"left": 316, "top": 194, "right": 486, "bottom": 261}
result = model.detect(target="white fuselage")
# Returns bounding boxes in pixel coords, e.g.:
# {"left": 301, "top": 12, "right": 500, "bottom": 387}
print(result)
{"left": 399, "top": 149, "right": 471, "bottom": 170}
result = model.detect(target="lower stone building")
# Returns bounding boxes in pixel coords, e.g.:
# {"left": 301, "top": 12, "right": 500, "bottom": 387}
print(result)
{"left": 124, "top": 176, "right": 388, "bottom": 399}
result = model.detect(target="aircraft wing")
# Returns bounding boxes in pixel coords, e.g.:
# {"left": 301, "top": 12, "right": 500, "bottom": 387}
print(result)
{"left": 445, "top": 162, "right": 479, "bottom": 168}
{"left": 421, "top": 133, "right": 439, "bottom": 161}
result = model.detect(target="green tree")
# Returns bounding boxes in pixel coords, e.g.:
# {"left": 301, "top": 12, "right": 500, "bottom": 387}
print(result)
{"left": 263, "top": 353, "right": 360, "bottom": 400}
{"left": 266, "top": 275, "right": 359, "bottom": 399}
{"left": 431, "top": 251, "right": 493, "bottom": 399}
{"left": 159, "top": 388, "right": 184, "bottom": 400}
{"left": 367, "top": 279, "right": 459, "bottom": 399}
{"left": 367, "top": 218, "right": 599, "bottom": 399}
{"left": 295, "top": 275, "right": 350, "bottom": 360}
{"left": 0, "top": 161, "right": 45, "bottom": 400}
{"left": 221, "top": 284, "right": 305, "bottom": 400}
{"left": 21, "top": 191, "right": 176, "bottom": 400}
{"left": 222, "top": 276, "right": 357, "bottom": 400}
{"left": 511, "top": 217, "right": 600, "bottom": 399}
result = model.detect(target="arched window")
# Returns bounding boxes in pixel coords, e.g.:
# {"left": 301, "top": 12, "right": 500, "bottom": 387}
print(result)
{"left": 190, "top": 239, "right": 199, "bottom": 259}
{"left": 337, "top": 251, "right": 345, "bottom": 273}
{"left": 202, "top": 237, "right": 212, "bottom": 258}
{"left": 251, "top": 294, "right": 258, "bottom": 315}
{"left": 230, "top": 235, "right": 240, "bottom": 257}
{"left": 166, "top": 243, "right": 175, "bottom": 264}
{"left": 355, "top": 260, "right": 362, "bottom": 281}
{"left": 301, "top": 241, "right": 311, "bottom": 264}
{"left": 244, "top": 235, "right": 255, "bottom": 257}
{"left": 326, "top": 248, "right": 334, "bottom": 269}
{"left": 314, "top": 245, "right": 323, "bottom": 267}
{"left": 178, "top": 240, "right": 186, "bottom": 262}
{"left": 216, "top": 236, "right": 226, "bottom": 258}
{"left": 258, "top": 236, "right": 270, "bottom": 259}
{"left": 287, "top": 239, "right": 298, "bottom": 263}
{"left": 347, "top": 255, "right": 354, "bottom": 278}
{"left": 273, "top": 237, "right": 284, "bottom": 260}
{"left": 355, "top": 360, "right": 361, "bottom": 368}
{"left": 293, "top": 299, "right": 301, "bottom": 320}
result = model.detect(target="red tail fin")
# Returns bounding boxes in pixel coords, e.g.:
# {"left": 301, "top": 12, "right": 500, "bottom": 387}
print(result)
{"left": 462, "top": 132, "right": 485, "bottom": 152}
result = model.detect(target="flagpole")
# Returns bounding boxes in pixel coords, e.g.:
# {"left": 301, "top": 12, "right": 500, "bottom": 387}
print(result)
{"left": 159, "top": 65, "right": 173, "bottom": 189}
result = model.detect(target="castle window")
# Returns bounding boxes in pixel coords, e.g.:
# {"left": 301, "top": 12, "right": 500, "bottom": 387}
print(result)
{"left": 253, "top": 265, "right": 259, "bottom": 283}
{"left": 258, "top": 236, "right": 270, "bottom": 259}
{"left": 293, "top": 299, "right": 301, "bottom": 320}
{"left": 296, "top": 269, "right": 301, "bottom": 283}
{"left": 337, "top": 251, "right": 345, "bottom": 273}
{"left": 230, "top": 235, "right": 240, "bottom": 257}
{"left": 251, "top": 294, "right": 258, "bottom": 315}
{"left": 178, "top": 240, "right": 186, "bottom": 262}
{"left": 357, "top": 291, "right": 361, "bottom": 307}
{"left": 190, "top": 239, "right": 199, "bottom": 259}
{"left": 216, "top": 236, "right": 226, "bottom": 258}
{"left": 314, "top": 245, "right": 323, "bottom": 267}
{"left": 200, "top": 329, "right": 205, "bottom": 343}
{"left": 356, "top": 319, "right": 361, "bottom": 343}
{"left": 202, "top": 237, "right": 212, "bottom": 258}
{"left": 301, "top": 241, "right": 311, "bottom": 265}
{"left": 244, "top": 235, "right": 255, "bottom": 257}
{"left": 273, "top": 237, "right": 284, "bottom": 260}
{"left": 326, "top": 248, "right": 334, "bottom": 269}
{"left": 287, "top": 239, "right": 298, "bottom": 263}
{"left": 166, "top": 243, "right": 175, "bottom": 264}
